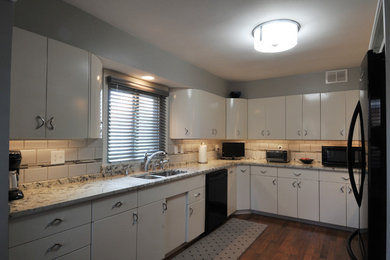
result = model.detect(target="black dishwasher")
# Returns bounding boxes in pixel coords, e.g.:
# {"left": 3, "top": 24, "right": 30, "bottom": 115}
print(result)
{"left": 205, "top": 169, "right": 227, "bottom": 234}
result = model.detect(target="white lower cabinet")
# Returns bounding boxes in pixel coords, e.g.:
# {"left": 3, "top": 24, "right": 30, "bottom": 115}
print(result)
{"left": 251, "top": 174, "right": 277, "bottom": 214}
{"left": 187, "top": 199, "right": 206, "bottom": 242}
{"left": 92, "top": 210, "right": 137, "bottom": 260}
{"left": 236, "top": 166, "right": 250, "bottom": 210}
{"left": 137, "top": 199, "right": 166, "bottom": 260}
{"left": 166, "top": 193, "right": 187, "bottom": 254}
{"left": 227, "top": 167, "right": 237, "bottom": 216}
{"left": 56, "top": 246, "right": 90, "bottom": 260}
{"left": 277, "top": 178, "right": 297, "bottom": 217}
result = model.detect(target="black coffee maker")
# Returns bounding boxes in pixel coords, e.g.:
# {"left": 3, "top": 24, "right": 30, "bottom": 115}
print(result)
{"left": 9, "top": 151, "right": 24, "bottom": 201}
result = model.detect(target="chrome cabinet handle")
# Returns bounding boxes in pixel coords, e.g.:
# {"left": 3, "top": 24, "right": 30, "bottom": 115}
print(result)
{"left": 46, "top": 116, "right": 54, "bottom": 130}
{"left": 47, "top": 243, "right": 62, "bottom": 253}
{"left": 194, "top": 192, "right": 201, "bottom": 197}
{"left": 162, "top": 202, "right": 168, "bottom": 213}
{"left": 214, "top": 129, "right": 217, "bottom": 135}
{"left": 292, "top": 181, "right": 297, "bottom": 188}
{"left": 304, "top": 129, "right": 308, "bottom": 136}
{"left": 237, "top": 130, "right": 240, "bottom": 136}
{"left": 340, "top": 186, "right": 345, "bottom": 193}
{"left": 47, "top": 218, "right": 63, "bottom": 228}
{"left": 272, "top": 179, "right": 276, "bottom": 186}
{"left": 185, "top": 128, "right": 189, "bottom": 135}
{"left": 341, "top": 177, "right": 349, "bottom": 181}
{"left": 260, "top": 170, "right": 267, "bottom": 174}
{"left": 189, "top": 207, "right": 194, "bottom": 216}
{"left": 35, "top": 115, "right": 45, "bottom": 129}
{"left": 340, "top": 129, "right": 344, "bottom": 136}
{"left": 240, "top": 168, "right": 247, "bottom": 173}
{"left": 267, "top": 130, "right": 270, "bottom": 136}
{"left": 132, "top": 212, "right": 138, "bottom": 225}
{"left": 297, "top": 181, "right": 301, "bottom": 189}
{"left": 297, "top": 130, "right": 301, "bottom": 136}
{"left": 348, "top": 186, "right": 352, "bottom": 194}
{"left": 293, "top": 173, "right": 301, "bottom": 177}
{"left": 261, "top": 130, "right": 265, "bottom": 136}
{"left": 112, "top": 201, "right": 123, "bottom": 209}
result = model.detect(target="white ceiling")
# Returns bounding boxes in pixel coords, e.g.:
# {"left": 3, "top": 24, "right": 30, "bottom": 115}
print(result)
{"left": 64, "top": 0, "right": 378, "bottom": 81}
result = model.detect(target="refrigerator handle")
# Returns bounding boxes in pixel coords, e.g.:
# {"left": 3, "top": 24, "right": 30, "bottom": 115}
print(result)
{"left": 347, "top": 101, "right": 366, "bottom": 208}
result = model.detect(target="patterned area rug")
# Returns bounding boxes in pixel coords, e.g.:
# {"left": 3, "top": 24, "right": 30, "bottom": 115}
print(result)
{"left": 172, "top": 218, "right": 267, "bottom": 260}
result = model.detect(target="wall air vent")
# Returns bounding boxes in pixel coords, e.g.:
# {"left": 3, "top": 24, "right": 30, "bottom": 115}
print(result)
{"left": 325, "top": 69, "right": 348, "bottom": 84}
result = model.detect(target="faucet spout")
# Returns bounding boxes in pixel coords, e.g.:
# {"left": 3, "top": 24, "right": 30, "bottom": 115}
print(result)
{"left": 144, "top": 151, "right": 166, "bottom": 172}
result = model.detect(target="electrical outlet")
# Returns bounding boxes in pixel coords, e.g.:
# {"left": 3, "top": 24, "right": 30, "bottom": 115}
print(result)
{"left": 51, "top": 150, "right": 65, "bottom": 165}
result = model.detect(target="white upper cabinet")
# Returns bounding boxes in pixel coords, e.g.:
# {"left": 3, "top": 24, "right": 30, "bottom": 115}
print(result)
{"left": 46, "top": 39, "right": 89, "bottom": 139}
{"left": 226, "top": 98, "right": 247, "bottom": 139}
{"left": 248, "top": 96, "right": 285, "bottom": 139}
{"left": 89, "top": 54, "right": 103, "bottom": 139}
{"left": 169, "top": 89, "right": 225, "bottom": 139}
{"left": 10, "top": 27, "right": 47, "bottom": 139}
{"left": 321, "top": 92, "right": 346, "bottom": 140}
{"left": 345, "top": 90, "right": 367, "bottom": 141}
{"left": 286, "top": 95, "right": 302, "bottom": 139}
{"left": 302, "top": 93, "right": 321, "bottom": 139}
{"left": 199, "top": 91, "right": 225, "bottom": 139}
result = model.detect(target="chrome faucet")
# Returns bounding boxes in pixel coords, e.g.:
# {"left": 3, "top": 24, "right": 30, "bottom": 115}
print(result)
{"left": 144, "top": 151, "right": 167, "bottom": 172}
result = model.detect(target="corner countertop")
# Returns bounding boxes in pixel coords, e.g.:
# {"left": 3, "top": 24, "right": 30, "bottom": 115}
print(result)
{"left": 8, "top": 159, "right": 348, "bottom": 219}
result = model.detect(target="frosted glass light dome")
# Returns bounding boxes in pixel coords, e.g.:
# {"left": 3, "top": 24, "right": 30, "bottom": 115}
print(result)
{"left": 253, "top": 19, "right": 300, "bottom": 53}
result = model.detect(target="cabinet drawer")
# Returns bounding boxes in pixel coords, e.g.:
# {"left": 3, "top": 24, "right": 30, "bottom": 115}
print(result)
{"left": 9, "top": 202, "right": 91, "bottom": 247}
{"left": 320, "top": 170, "right": 361, "bottom": 183}
{"left": 9, "top": 224, "right": 90, "bottom": 260}
{"left": 278, "top": 168, "right": 318, "bottom": 180}
{"left": 188, "top": 186, "right": 205, "bottom": 204}
{"left": 92, "top": 191, "right": 137, "bottom": 221}
{"left": 251, "top": 166, "right": 277, "bottom": 177}
{"left": 55, "top": 245, "right": 90, "bottom": 260}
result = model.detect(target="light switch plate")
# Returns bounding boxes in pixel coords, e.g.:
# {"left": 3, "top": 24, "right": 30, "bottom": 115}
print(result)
{"left": 51, "top": 150, "right": 65, "bottom": 165}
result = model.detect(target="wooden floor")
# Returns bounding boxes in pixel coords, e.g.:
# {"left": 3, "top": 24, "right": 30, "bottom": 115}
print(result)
{"left": 235, "top": 214, "right": 351, "bottom": 260}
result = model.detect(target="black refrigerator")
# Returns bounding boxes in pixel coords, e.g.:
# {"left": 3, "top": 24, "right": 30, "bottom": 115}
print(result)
{"left": 347, "top": 50, "right": 387, "bottom": 259}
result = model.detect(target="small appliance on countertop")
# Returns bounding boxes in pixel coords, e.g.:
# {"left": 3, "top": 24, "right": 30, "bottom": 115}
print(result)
{"left": 266, "top": 150, "right": 290, "bottom": 163}
{"left": 221, "top": 142, "right": 245, "bottom": 160}
{"left": 9, "top": 151, "right": 24, "bottom": 201}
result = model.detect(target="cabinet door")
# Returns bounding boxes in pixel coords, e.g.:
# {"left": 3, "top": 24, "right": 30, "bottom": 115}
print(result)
{"left": 236, "top": 166, "right": 250, "bottom": 210}
{"left": 199, "top": 91, "right": 225, "bottom": 139}
{"left": 302, "top": 93, "right": 321, "bottom": 140}
{"left": 89, "top": 54, "right": 103, "bottom": 138}
{"left": 251, "top": 175, "right": 277, "bottom": 214}
{"left": 321, "top": 92, "right": 346, "bottom": 140}
{"left": 226, "top": 98, "right": 248, "bottom": 139}
{"left": 286, "top": 95, "right": 303, "bottom": 139}
{"left": 187, "top": 199, "right": 205, "bottom": 242}
{"left": 137, "top": 200, "right": 166, "bottom": 260}
{"left": 227, "top": 167, "right": 237, "bottom": 216}
{"left": 55, "top": 246, "right": 90, "bottom": 260}
{"left": 10, "top": 27, "right": 47, "bottom": 139}
{"left": 298, "top": 179, "right": 319, "bottom": 221}
{"left": 92, "top": 210, "right": 137, "bottom": 260}
{"left": 277, "top": 178, "right": 297, "bottom": 218}
{"left": 346, "top": 184, "right": 359, "bottom": 228}
{"left": 345, "top": 90, "right": 366, "bottom": 141}
{"left": 46, "top": 39, "right": 89, "bottom": 139}
{"left": 248, "top": 99, "right": 266, "bottom": 139}
{"left": 265, "top": 96, "right": 286, "bottom": 139}
{"left": 320, "top": 182, "right": 346, "bottom": 226}
{"left": 169, "top": 89, "right": 199, "bottom": 139}
{"left": 166, "top": 194, "right": 186, "bottom": 254}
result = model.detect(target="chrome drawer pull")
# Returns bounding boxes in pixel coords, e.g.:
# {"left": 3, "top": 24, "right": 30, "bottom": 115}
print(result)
{"left": 341, "top": 177, "right": 350, "bottom": 181}
{"left": 162, "top": 202, "right": 168, "bottom": 213}
{"left": 189, "top": 207, "right": 194, "bottom": 216}
{"left": 47, "top": 218, "right": 63, "bottom": 228}
{"left": 47, "top": 243, "right": 62, "bottom": 253}
{"left": 35, "top": 115, "right": 45, "bottom": 129}
{"left": 260, "top": 170, "right": 267, "bottom": 174}
{"left": 348, "top": 186, "right": 352, "bottom": 194}
{"left": 46, "top": 116, "right": 54, "bottom": 130}
{"left": 340, "top": 186, "right": 345, "bottom": 193}
{"left": 297, "top": 181, "right": 301, "bottom": 189}
{"left": 185, "top": 128, "right": 189, "bottom": 135}
{"left": 304, "top": 129, "right": 308, "bottom": 136}
{"left": 292, "top": 181, "right": 297, "bottom": 188}
{"left": 132, "top": 212, "right": 138, "bottom": 225}
{"left": 293, "top": 173, "right": 301, "bottom": 177}
{"left": 194, "top": 193, "right": 201, "bottom": 197}
{"left": 272, "top": 179, "right": 276, "bottom": 186}
{"left": 240, "top": 169, "right": 247, "bottom": 173}
{"left": 297, "top": 130, "right": 301, "bottom": 136}
{"left": 112, "top": 201, "right": 123, "bottom": 209}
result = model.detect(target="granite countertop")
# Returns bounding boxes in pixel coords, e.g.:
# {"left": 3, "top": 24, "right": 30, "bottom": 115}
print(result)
{"left": 9, "top": 159, "right": 349, "bottom": 219}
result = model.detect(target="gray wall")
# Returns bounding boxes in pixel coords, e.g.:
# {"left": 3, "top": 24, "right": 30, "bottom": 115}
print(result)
{"left": 228, "top": 67, "right": 362, "bottom": 99}
{"left": 14, "top": 0, "right": 228, "bottom": 97}
{"left": 0, "top": 0, "right": 13, "bottom": 258}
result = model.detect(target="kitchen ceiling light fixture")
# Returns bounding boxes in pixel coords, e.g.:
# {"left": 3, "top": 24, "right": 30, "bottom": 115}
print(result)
{"left": 141, "top": 75, "right": 155, "bottom": 81}
{"left": 252, "top": 19, "right": 300, "bottom": 53}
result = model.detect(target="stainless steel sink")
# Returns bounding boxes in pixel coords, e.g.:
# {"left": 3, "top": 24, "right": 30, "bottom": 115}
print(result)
{"left": 134, "top": 174, "right": 163, "bottom": 180}
{"left": 151, "top": 169, "right": 187, "bottom": 177}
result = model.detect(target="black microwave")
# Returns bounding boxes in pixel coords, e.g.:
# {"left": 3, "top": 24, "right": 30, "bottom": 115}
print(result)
{"left": 322, "top": 146, "right": 362, "bottom": 168}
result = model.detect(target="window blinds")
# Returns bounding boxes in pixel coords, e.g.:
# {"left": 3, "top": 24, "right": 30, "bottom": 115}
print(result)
{"left": 107, "top": 84, "right": 167, "bottom": 163}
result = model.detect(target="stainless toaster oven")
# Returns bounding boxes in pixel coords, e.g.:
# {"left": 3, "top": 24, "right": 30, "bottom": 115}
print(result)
{"left": 266, "top": 150, "right": 290, "bottom": 163}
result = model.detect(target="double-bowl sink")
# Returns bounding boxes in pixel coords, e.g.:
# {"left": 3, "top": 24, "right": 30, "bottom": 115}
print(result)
{"left": 134, "top": 169, "right": 187, "bottom": 179}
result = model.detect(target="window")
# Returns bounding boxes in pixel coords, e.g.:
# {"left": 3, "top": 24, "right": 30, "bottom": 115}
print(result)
{"left": 107, "top": 77, "right": 167, "bottom": 163}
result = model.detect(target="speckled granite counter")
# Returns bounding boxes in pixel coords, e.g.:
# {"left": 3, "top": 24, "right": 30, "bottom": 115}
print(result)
{"left": 9, "top": 159, "right": 349, "bottom": 219}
